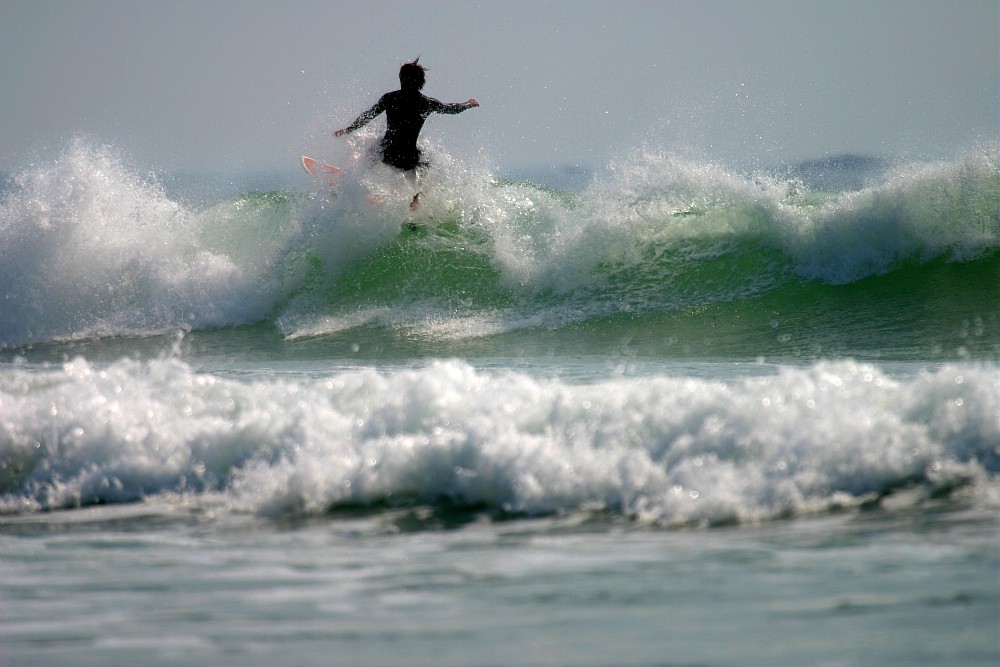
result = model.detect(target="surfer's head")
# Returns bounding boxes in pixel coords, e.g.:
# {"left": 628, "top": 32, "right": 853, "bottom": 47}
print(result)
{"left": 399, "top": 58, "right": 426, "bottom": 91}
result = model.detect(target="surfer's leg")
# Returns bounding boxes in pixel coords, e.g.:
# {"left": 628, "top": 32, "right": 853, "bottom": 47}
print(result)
{"left": 405, "top": 166, "right": 424, "bottom": 212}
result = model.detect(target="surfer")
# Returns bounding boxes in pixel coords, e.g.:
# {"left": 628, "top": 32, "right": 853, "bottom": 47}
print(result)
{"left": 334, "top": 58, "right": 479, "bottom": 211}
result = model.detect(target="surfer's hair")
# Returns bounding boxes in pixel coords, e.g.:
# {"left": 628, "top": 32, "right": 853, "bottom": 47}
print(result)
{"left": 399, "top": 58, "right": 426, "bottom": 90}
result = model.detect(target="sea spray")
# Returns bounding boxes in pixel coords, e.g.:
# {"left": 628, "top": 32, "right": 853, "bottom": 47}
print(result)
{"left": 0, "top": 141, "right": 291, "bottom": 345}
{"left": 783, "top": 148, "right": 999, "bottom": 284}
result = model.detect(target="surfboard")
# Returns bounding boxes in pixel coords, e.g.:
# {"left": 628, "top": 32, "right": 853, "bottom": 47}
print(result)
{"left": 300, "top": 156, "right": 343, "bottom": 187}
{"left": 300, "top": 156, "right": 407, "bottom": 210}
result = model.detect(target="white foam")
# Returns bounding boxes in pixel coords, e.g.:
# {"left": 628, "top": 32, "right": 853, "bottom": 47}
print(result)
{"left": 2, "top": 357, "right": 995, "bottom": 525}
{"left": 783, "top": 148, "right": 999, "bottom": 284}
{"left": 0, "top": 141, "right": 289, "bottom": 345}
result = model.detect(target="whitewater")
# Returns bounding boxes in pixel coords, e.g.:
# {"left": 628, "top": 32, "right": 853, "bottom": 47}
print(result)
{"left": 1, "top": 138, "right": 997, "bottom": 667}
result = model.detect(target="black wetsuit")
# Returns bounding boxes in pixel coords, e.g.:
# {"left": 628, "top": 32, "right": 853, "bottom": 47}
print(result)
{"left": 344, "top": 89, "right": 472, "bottom": 171}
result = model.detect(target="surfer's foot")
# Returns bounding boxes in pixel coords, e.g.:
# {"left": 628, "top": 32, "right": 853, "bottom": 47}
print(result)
{"left": 409, "top": 192, "right": 421, "bottom": 213}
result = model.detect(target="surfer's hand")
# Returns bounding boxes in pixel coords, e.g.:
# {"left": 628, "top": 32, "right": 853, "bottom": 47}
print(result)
{"left": 466, "top": 99, "right": 479, "bottom": 108}
{"left": 334, "top": 128, "right": 347, "bottom": 138}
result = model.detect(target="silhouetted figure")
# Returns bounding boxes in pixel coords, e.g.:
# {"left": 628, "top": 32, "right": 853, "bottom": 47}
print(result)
{"left": 334, "top": 59, "right": 478, "bottom": 211}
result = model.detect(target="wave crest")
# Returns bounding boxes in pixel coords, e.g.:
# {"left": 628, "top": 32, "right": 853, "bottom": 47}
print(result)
{"left": 2, "top": 140, "right": 996, "bottom": 346}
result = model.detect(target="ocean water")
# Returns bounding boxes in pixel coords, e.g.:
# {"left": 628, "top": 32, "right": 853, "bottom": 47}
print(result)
{"left": 0, "top": 139, "right": 997, "bottom": 666}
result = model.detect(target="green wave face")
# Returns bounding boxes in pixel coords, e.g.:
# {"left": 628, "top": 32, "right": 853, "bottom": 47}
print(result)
{"left": 2, "top": 141, "right": 996, "bottom": 359}
{"left": 264, "top": 149, "right": 997, "bottom": 363}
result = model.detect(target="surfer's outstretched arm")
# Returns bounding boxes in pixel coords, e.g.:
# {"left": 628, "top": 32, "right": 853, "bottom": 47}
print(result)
{"left": 334, "top": 98, "right": 386, "bottom": 137}
{"left": 431, "top": 98, "right": 480, "bottom": 115}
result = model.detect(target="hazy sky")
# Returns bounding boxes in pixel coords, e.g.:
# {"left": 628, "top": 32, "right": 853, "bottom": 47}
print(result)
{"left": 2, "top": 0, "right": 997, "bottom": 173}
